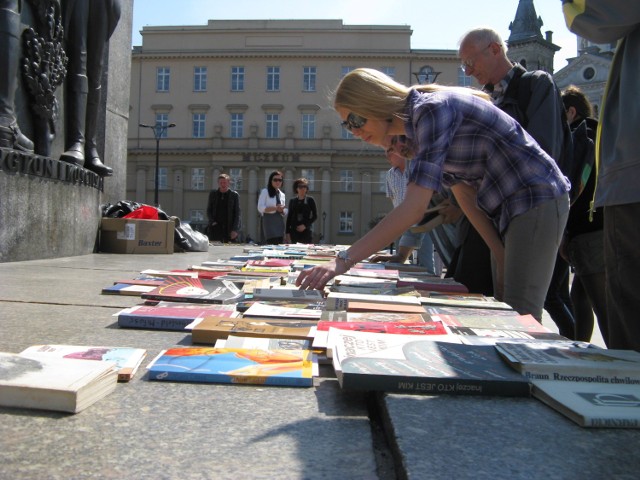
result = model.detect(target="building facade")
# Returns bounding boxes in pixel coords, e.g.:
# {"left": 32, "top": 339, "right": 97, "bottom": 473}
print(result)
{"left": 126, "top": 19, "right": 471, "bottom": 244}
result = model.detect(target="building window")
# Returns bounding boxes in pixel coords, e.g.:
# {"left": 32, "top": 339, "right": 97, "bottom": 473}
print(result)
{"left": 582, "top": 66, "right": 596, "bottom": 81}
{"left": 157, "top": 167, "right": 168, "bottom": 190}
{"left": 266, "top": 114, "right": 279, "bottom": 138}
{"left": 340, "top": 169, "right": 354, "bottom": 192}
{"left": 341, "top": 66, "right": 355, "bottom": 78}
{"left": 381, "top": 66, "right": 395, "bottom": 78}
{"left": 156, "top": 67, "right": 170, "bottom": 92}
{"left": 303, "top": 66, "right": 316, "bottom": 91}
{"left": 194, "top": 66, "right": 207, "bottom": 92}
{"left": 458, "top": 66, "right": 472, "bottom": 87}
{"left": 267, "top": 66, "right": 280, "bottom": 91}
{"left": 190, "top": 209, "right": 205, "bottom": 223}
{"left": 379, "top": 170, "right": 388, "bottom": 193}
{"left": 300, "top": 169, "right": 315, "bottom": 190}
{"left": 339, "top": 211, "right": 354, "bottom": 233}
{"left": 192, "top": 113, "right": 206, "bottom": 138}
{"left": 191, "top": 168, "right": 205, "bottom": 190}
{"left": 155, "top": 113, "right": 169, "bottom": 138}
{"left": 230, "top": 113, "right": 244, "bottom": 138}
{"left": 229, "top": 167, "right": 243, "bottom": 190}
{"left": 231, "top": 66, "right": 244, "bottom": 91}
{"left": 341, "top": 127, "right": 354, "bottom": 140}
{"left": 301, "top": 113, "right": 315, "bottom": 139}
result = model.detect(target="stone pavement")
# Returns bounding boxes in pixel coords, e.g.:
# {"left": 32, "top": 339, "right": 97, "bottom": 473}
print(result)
{"left": 0, "top": 247, "right": 638, "bottom": 479}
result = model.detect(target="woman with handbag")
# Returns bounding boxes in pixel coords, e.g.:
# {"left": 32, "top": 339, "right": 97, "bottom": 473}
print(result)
{"left": 257, "top": 171, "right": 287, "bottom": 244}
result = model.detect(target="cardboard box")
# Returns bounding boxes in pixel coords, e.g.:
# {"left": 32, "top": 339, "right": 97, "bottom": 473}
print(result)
{"left": 100, "top": 218, "right": 175, "bottom": 254}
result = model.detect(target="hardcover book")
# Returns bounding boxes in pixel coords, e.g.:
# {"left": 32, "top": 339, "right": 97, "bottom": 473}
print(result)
{"left": 531, "top": 380, "right": 640, "bottom": 428}
{"left": 101, "top": 283, "right": 157, "bottom": 296}
{"left": 141, "top": 276, "right": 244, "bottom": 304}
{"left": 0, "top": 351, "right": 118, "bottom": 413}
{"left": 20, "top": 345, "right": 147, "bottom": 382}
{"left": 147, "top": 347, "right": 313, "bottom": 387}
{"left": 494, "top": 343, "right": 640, "bottom": 384}
{"left": 396, "top": 276, "right": 469, "bottom": 294}
{"left": 117, "top": 302, "right": 238, "bottom": 331}
{"left": 190, "top": 316, "right": 317, "bottom": 344}
{"left": 331, "top": 330, "right": 530, "bottom": 397}
{"left": 223, "top": 335, "right": 312, "bottom": 351}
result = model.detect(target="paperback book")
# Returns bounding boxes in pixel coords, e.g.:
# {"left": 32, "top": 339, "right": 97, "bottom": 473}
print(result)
{"left": 141, "top": 276, "right": 244, "bottom": 304}
{"left": 147, "top": 347, "right": 313, "bottom": 387}
{"left": 102, "top": 283, "right": 157, "bottom": 296}
{"left": 331, "top": 330, "right": 530, "bottom": 397}
{"left": 190, "top": 316, "right": 317, "bottom": 344}
{"left": 242, "top": 301, "right": 323, "bottom": 320}
{"left": 531, "top": 380, "right": 640, "bottom": 428}
{"left": 20, "top": 345, "right": 147, "bottom": 382}
{"left": 0, "top": 351, "right": 118, "bottom": 413}
{"left": 251, "top": 287, "right": 325, "bottom": 303}
{"left": 427, "top": 307, "right": 549, "bottom": 333}
{"left": 494, "top": 342, "right": 640, "bottom": 384}
{"left": 116, "top": 302, "right": 238, "bottom": 331}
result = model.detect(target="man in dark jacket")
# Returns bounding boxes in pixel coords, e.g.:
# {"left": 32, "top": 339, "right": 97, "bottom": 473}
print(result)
{"left": 206, "top": 173, "right": 241, "bottom": 243}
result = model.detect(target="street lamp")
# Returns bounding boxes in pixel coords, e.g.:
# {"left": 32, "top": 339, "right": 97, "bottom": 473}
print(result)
{"left": 139, "top": 122, "right": 176, "bottom": 206}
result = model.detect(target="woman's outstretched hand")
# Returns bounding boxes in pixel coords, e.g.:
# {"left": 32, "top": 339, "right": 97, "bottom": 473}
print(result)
{"left": 296, "top": 261, "right": 348, "bottom": 291}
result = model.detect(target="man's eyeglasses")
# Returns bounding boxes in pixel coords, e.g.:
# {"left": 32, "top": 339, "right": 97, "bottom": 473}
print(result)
{"left": 272, "top": 178, "right": 283, "bottom": 182}
{"left": 341, "top": 112, "right": 367, "bottom": 132}
{"left": 460, "top": 43, "right": 495, "bottom": 71}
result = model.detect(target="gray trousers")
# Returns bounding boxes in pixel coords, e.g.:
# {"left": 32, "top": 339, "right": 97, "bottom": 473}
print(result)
{"left": 493, "top": 193, "right": 569, "bottom": 321}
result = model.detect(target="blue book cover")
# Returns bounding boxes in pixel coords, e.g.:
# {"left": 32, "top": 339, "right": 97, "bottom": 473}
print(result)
{"left": 147, "top": 347, "right": 313, "bottom": 387}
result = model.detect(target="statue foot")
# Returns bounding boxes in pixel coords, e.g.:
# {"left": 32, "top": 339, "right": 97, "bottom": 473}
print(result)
{"left": 85, "top": 155, "right": 113, "bottom": 177}
{"left": 0, "top": 120, "right": 34, "bottom": 152}
{"left": 60, "top": 143, "right": 85, "bottom": 166}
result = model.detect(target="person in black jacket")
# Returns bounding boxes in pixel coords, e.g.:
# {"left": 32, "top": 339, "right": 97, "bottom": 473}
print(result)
{"left": 206, "top": 173, "right": 241, "bottom": 243}
{"left": 285, "top": 178, "right": 317, "bottom": 244}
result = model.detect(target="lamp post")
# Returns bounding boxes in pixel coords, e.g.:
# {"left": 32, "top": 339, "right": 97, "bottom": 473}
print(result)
{"left": 139, "top": 122, "right": 176, "bottom": 206}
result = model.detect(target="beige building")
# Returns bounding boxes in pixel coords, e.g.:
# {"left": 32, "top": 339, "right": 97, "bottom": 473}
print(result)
{"left": 126, "top": 19, "right": 471, "bottom": 244}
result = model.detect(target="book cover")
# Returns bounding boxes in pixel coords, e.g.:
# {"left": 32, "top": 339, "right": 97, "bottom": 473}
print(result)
{"left": 242, "top": 301, "right": 323, "bottom": 320}
{"left": 427, "top": 307, "right": 549, "bottom": 333}
{"left": 252, "top": 287, "right": 325, "bottom": 303}
{"left": 147, "top": 347, "right": 313, "bottom": 387}
{"left": 452, "top": 327, "right": 569, "bottom": 343}
{"left": 20, "top": 345, "right": 147, "bottom": 382}
{"left": 494, "top": 343, "right": 640, "bottom": 384}
{"left": 102, "top": 283, "right": 157, "bottom": 296}
{"left": 532, "top": 380, "right": 640, "bottom": 428}
{"left": 141, "top": 276, "right": 244, "bottom": 304}
{"left": 332, "top": 301, "right": 427, "bottom": 314}
{"left": 0, "top": 352, "right": 118, "bottom": 413}
{"left": 320, "top": 311, "right": 432, "bottom": 323}
{"left": 190, "top": 316, "right": 317, "bottom": 344}
{"left": 223, "top": 335, "right": 311, "bottom": 351}
{"left": 332, "top": 330, "right": 530, "bottom": 397}
{"left": 396, "top": 276, "right": 469, "bottom": 294}
{"left": 419, "top": 296, "right": 513, "bottom": 310}
{"left": 117, "top": 302, "right": 238, "bottom": 331}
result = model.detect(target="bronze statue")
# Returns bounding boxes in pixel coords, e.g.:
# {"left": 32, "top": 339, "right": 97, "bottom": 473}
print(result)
{"left": 60, "top": 0, "right": 120, "bottom": 176}
{"left": 0, "top": 0, "right": 34, "bottom": 152}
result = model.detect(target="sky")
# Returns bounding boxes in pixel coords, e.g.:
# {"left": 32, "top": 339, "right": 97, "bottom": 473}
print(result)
{"left": 131, "top": 0, "right": 578, "bottom": 72}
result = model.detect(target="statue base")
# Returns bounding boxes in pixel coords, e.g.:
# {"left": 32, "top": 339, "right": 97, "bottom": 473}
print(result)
{"left": 0, "top": 147, "right": 104, "bottom": 262}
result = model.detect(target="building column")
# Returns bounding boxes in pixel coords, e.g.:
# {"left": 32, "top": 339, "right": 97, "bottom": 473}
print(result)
{"left": 135, "top": 166, "right": 147, "bottom": 204}
{"left": 172, "top": 167, "right": 184, "bottom": 218}
{"left": 321, "top": 168, "right": 331, "bottom": 243}
{"left": 360, "top": 169, "right": 372, "bottom": 236}
{"left": 247, "top": 167, "right": 259, "bottom": 241}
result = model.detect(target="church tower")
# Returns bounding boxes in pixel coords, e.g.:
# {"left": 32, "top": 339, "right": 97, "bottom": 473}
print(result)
{"left": 506, "top": 0, "right": 560, "bottom": 73}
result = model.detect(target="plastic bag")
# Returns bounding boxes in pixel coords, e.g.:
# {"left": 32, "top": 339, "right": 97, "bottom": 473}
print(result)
{"left": 174, "top": 221, "right": 209, "bottom": 252}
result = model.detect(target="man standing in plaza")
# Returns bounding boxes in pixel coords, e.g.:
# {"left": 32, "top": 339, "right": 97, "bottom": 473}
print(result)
{"left": 206, "top": 173, "right": 241, "bottom": 243}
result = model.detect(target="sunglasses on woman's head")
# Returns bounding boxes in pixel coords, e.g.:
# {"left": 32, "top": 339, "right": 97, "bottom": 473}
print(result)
{"left": 341, "top": 112, "right": 367, "bottom": 132}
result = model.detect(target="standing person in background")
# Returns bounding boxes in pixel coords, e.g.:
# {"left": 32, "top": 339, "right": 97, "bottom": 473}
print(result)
{"left": 369, "top": 136, "right": 437, "bottom": 275}
{"left": 459, "top": 27, "right": 575, "bottom": 338}
{"left": 562, "top": 1, "right": 640, "bottom": 350}
{"left": 560, "top": 85, "right": 606, "bottom": 343}
{"left": 297, "top": 68, "right": 569, "bottom": 322}
{"left": 206, "top": 173, "right": 241, "bottom": 243}
{"left": 258, "top": 170, "right": 287, "bottom": 245}
{"left": 285, "top": 178, "right": 317, "bottom": 244}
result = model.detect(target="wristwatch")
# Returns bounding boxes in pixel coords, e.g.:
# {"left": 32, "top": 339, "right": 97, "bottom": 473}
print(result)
{"left": 336, "top": 249, "right": 355, "bottom": 268}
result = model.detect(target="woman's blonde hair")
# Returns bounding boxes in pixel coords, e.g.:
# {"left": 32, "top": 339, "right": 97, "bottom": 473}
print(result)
{"left": 333, "top": 68, "right": 489, "bottom": 120}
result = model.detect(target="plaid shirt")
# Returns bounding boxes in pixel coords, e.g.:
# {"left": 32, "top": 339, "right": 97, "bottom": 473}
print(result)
{"left": 404, "top": 89, "right": 569, "bottom": 235}
{"left": 385, "top": 165, "right": 409, "bottom": 208}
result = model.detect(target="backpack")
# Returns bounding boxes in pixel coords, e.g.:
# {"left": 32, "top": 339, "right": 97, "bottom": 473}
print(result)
{"left": 506, "top": 70, "right": 595, "bottom": 204}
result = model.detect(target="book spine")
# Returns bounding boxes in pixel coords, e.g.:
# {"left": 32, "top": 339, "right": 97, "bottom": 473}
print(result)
{"left": 584, "top": 417, "right": 640, "bottom": 428}
{"left": 149, "top": 370, "right": 312, "bottom": 387}
{"left": 339, "top": 374, "right": 531, "bottom": 397}
{"left": 118, "top": 314, "right": 192, "bottom": 331}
